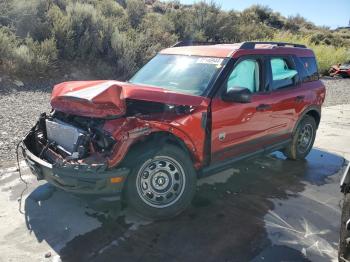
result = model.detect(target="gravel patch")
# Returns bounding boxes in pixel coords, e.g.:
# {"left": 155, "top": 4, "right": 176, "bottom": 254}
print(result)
{"left": 322, "top": 78, "right": 350, "bottom": 106}
{"left": 0, "top": 88, "right": 51, "bottom": 167}
{"left": 0, "top": 78, "right": 349, "bottom": 166}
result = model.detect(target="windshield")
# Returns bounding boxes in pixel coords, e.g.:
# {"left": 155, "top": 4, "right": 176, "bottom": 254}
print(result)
{"left": 129, "top": 54, "right": 226, "bottom": 96}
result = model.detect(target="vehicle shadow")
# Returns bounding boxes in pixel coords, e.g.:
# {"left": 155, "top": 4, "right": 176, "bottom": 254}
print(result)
{"left": 24, "top": 148, "right": 344, "bottom": 262}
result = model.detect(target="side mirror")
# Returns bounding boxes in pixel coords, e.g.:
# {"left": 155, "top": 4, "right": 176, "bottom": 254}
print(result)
{"left": 222, "top": 87, "right": 252, "bottom": 103}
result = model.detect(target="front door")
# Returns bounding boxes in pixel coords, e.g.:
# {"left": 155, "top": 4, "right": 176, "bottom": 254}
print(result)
{"left": 210, "top": 57, "right": 272, "bottom": 163}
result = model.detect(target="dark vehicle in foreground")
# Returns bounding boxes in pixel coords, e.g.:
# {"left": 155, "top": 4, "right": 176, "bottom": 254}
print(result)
{"left": 339, "top": 162, "right": 350, "bottom": 261}
{"left": 21, "top": 41, "right": 326, "bottom": 219}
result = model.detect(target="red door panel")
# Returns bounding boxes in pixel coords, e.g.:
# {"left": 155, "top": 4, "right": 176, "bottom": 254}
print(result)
{"left": 295, "top": 80, "right": 326, "bottom": 117}
{"left": 211, "top": 94, "right": 272, "bottom": 163}
{"left": 264, "top": 87, "right": 298, "bottom": 135}
{"left": 263, "top": 56, "right": 301, "bottom": 141}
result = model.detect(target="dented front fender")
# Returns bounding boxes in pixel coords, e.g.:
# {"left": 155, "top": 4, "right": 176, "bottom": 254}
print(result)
{"left": 103, "top": 111, "right": 207, "bottom": 169}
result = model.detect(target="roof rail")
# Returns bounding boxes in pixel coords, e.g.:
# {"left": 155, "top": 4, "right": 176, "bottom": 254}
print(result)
{"left": 171, "top": 40, "right": 307, "bottom": 49}
{"left": 240, "top": 41, "right": 307, "bottom": 49}
{"left": 172, "top": 40, "right": 226, "bottom": 47}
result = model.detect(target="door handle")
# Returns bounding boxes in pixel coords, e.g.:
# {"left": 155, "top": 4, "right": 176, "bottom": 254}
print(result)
{"left": 295, "top": 95, "right": 305, "bottom": 102}
{"left": 256, "top": 104, "right": 271, "bottom": 111}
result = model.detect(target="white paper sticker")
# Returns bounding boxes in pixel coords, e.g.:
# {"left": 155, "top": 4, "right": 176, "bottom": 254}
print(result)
{"left": 196, "top": 57, "right": 223, "bottom": 65}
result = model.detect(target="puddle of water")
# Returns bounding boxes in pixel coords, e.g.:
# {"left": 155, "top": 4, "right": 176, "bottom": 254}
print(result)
{"left": 29, "top": 184, "right": 56, "bottom": 202}
{"left": 251, "top": 244, "right": 311, "bottom": 261}
{"left": 197, "top": 168, "right": 240, "bottom": 186}
{"left": 302, "top": 149, "right": 344, "bottom": 184}
{"left": 8, "top": 147, "right": 343, "bottom": 261}
{"left": 271, "top": 148, "right": 344, "bottom": 185}
{"left": 24, "top": 190, "right": 102, "bottom": 251}
{"left": 258, "top": 149, "right": 344, "bottom": 262}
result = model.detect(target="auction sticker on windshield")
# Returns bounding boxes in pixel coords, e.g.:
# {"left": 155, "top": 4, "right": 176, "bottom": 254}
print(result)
{"left": 196, "top": 57, "right": 223, "bottom": 65}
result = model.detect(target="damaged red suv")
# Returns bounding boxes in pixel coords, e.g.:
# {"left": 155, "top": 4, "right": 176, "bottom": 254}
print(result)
{"left": 21, "top": 41, "right": 325, "bottom": 219}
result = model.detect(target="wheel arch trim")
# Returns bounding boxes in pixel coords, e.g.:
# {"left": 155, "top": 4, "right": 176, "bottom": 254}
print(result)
{"left": 292, "top": 105, "right": 321, "bottom": 135}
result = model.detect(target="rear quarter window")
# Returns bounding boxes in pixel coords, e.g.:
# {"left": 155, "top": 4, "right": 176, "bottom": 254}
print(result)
{"left": 296, "top": 57, "right": 319, "bottom": 82}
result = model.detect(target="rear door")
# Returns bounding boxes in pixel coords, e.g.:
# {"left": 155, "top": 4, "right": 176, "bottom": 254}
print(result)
{"left": 210, "top": 56, "right": 273, "bottom": 163}
{"left": 293, "top": 55, "right": 323, "bottom": 114}
{"left": 264, "top": 56, "right": 301, "bottom": 143}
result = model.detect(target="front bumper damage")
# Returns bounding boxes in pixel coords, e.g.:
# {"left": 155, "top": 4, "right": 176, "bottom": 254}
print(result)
{"left": 21, "top": 125, "right": 129, "bottom": 197}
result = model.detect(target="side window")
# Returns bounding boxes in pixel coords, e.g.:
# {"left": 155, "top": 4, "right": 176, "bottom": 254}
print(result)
{"left": 270, "top": 58, "right": 298, "bottom": 90}
{"left": 226, "top": 59, "right": 260, "bottom": 93}
{"left": 300, "top": 57, "right": 319, "bottom": 82}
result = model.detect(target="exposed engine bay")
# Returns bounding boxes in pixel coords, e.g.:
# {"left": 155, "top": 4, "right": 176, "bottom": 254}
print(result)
{"left": 47, "top": 111, "right": 115, "bottom": 158}
{"left": 30, "top": 111, "right": 116, "bottom": 168}
{"left": 27, "top": 98, "right": 195, "bottom": 170}
{"left": 22, "top": 78, "right": 209, "bottom": 178}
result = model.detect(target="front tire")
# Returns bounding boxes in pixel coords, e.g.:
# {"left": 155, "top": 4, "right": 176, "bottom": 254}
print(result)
{"left": 283, "top": 115, "right": 317, "bottom": 160}
{"left": 124, "top": 144, "right": 197, "bottom": 220}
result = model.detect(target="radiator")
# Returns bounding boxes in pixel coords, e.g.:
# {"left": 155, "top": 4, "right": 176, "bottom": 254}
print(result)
{"left": 45, "top": 119, "right": 86, "bottom": 154}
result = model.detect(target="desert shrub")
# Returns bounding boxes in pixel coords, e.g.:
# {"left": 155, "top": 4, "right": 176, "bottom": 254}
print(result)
{"left": 0, "top": 27, "right": 17, "bottom": 60}
{"left": 239, "top": 22, "right": 274, "bottom": 41}
{"left": 217, "top": 11, "right": 240, "bottom": 42}
{"left": 165, "top": 8, "right": 195, "bottom": 40}
{"left": 0, "top": 27, "right": 18, "bottom": 74}
{"left": 165, "top": 2, "right": 240, "bottom": 42}
{"left": 310, "top": 31, "right": 349, "bottom": 47}
{"left": 239, "top": 5, "right": 276, "bottom": 41}
{"left": 312, "top": 45, "right": 349, "bottom": 74}
{"left": 9, "top": 0, "right": 52, "bottom": 41}
{"left": 47, "top": 4, "right": 75, "bottom": 58}
{"left": 126, "top": 0, "right": 146, "bottom": 28}
{"left": 138, "top": 13, "right": 177, "bottom": 62}
{"left": 152, "top": 1, "right": 167, "bottom": 14}
{"left": 0, "top": 1, "right": 15, "bottom": 27}
{"left": 93, "top": 59, "right": 116, "bottom": 78}
{"left": 66, "top": 3, "right": 102, "bottom": 58}
{"left": 48, "top": 2, "right": 119, "bottom": 60}
{"left": 92, "top": 0, "right": 125, "bottom": 18}
{"left": 111, "top": 28, "right": 138, "bottom": 78}
{"left": 268, "top": 32, "right": 350, "bottom": 74}
{"left": 241, "top": 5, "right": 284, "bottom": 29}
{"left": 13, "top": 37, "right": 58, "bottom": 75}
{"left": 0, "top": 0, "right": 349, "bottom": 80}
{"left": 284, "top": 15, "right": 316, "bottom": 31}
{"left": 110, "top": 12, "right": 177, "bottom": 78}
{"left": 191, "top": 1, "right": 221, "bottom": 40}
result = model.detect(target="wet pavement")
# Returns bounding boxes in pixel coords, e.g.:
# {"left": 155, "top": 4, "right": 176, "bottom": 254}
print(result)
{"left": 0, "top": 105, "right": 350, "bottom": 262}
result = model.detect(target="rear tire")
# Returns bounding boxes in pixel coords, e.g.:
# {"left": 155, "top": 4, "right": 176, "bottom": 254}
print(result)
{"left": 124, "top": 144, "right": 196, "bottom": 220}
{"left": 283, "top": 115, "right": 316, "bottom": 160}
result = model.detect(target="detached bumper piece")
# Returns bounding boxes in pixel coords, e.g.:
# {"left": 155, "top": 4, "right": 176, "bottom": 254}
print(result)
{"left": 21, "top": 128, "right": 129, "bottom": 197}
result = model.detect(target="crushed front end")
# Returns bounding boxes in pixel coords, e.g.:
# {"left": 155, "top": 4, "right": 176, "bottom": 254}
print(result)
{"left": 21, "top": 112, "right": 129, "bottom": 197}
{"left": 21, "top": 80, "right": 209, "bottom": 198}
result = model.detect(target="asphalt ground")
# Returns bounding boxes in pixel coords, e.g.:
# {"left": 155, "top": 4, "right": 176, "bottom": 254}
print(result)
{"left": 1, "top": 104, "right": 350, "bottom": 262}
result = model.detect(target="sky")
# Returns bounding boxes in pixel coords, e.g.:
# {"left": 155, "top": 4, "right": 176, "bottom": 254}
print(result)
{"left": 170, "top": 0, "right": 350, "bottom": 29}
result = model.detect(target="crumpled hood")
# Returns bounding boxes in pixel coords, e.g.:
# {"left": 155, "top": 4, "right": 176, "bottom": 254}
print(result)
{"left": 51, "top": 80, "right": 209, "bottom": 118}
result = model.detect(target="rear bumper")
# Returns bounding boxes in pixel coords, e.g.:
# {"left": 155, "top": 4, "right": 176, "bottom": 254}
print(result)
{"left": 21, "top": 130, "right": 129, "bottom": 197}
